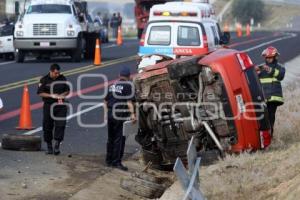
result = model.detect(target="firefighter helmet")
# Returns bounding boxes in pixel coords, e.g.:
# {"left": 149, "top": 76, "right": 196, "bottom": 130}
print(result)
{"left": 261, "top": 46, "right": 280, "bottom": 58}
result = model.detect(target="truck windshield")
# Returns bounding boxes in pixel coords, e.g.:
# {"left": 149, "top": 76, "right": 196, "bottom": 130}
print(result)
{"left": 0, "top": 25, "right": 14, "bottom": 37}
{"left": 27, "top": 4, "right": 72, "bottom": 14}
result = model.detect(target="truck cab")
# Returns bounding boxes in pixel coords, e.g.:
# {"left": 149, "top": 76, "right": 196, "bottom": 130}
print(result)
{"left": 14, "top": 0, "right": 96, "bottom": 62}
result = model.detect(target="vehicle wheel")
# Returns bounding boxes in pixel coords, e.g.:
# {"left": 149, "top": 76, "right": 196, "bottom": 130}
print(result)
{"left": 10, "top": 53, "right": 15, "bottom": 60}
{"left": 120, "top": 175, "right": 166, "bottom": 199}
{"left": 5, "top": 53, "right": 15, "bottom": 60}
{"left": 141, "top": 148, "right": 163, "bottom": 170}
{"left": 4, "top": 53, "right": 10, "bottom": 60}
{"left": 15, "top": 50, "right": 25, "bottom": 63}
{"left": 71, "top": 37, "right": 83, "bottom": 62}
{"left": 1, "top": 134, "right": 42, "bottom": 151}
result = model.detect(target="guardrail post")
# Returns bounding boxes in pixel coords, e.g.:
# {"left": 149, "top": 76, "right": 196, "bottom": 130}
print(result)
{"left": 173, "top": 136, "right": 205, "bottom": 200}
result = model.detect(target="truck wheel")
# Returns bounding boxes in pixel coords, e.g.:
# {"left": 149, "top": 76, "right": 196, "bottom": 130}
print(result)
{"left": 6, "top": 53, "right": 15, "bottom": 60}
{"left": 1, "top": 134, "right": 42, "bottom": 151}
{"left": 10, "top": 53, "right": 15, "bottom": 60}
{"left": 4, "top": 53, "right": 10, "bottom": 60}
{"left": 16, "top": 50, "right": 25, "bottom": 63}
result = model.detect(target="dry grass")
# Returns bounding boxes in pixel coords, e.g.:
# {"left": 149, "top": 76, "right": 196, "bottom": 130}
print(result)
{"left": 199, "top": 79, "right": 300, "bottom": 199}
{"left": 218, "top": 2, "right": 300, "bottom": 30}
{"left": 272, "top": 83, "right": 300, "bottom": 149}
{"left": 262, "top": 4, "right": 300, "bottom": 30}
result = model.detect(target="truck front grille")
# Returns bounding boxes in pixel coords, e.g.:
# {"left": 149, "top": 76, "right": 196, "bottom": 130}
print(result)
{"left": 33, "top": 24, "right": 57, "bottom": 36}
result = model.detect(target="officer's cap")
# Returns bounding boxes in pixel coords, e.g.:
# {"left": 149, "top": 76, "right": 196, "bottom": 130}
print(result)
{"left": 120, "top": 67, "right": 131, "bottom": 77}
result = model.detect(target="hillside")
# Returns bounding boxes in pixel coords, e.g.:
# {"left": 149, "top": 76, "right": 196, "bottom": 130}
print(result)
{"left": 213, "top": 0, "right": 300, "bottom": 30}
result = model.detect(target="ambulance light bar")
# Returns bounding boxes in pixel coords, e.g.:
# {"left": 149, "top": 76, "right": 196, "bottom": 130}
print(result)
{"left": 153, "top": 11, "right": 198, "bottom": 17}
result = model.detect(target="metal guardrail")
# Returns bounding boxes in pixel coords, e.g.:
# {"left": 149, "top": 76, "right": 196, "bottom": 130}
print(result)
{"left": 173, "top": 136, "right": 206, "bottom": 200}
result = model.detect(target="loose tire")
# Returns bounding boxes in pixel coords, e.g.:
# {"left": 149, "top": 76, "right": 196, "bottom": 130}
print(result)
{"left": 120, "top": 176, "right": 166, "bottom": 199}
{"left": 1, "top": 134, "right": 42, "bottom": 151}
{"left": 15, "top": 50, "right": 25, "bottom": 63}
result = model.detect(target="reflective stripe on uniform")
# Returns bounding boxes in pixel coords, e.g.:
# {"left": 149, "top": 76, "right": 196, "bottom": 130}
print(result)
{"left": 274, "top": 69, "right": 280, "bottom": 77}
{"left": 268, "top": 96, "right": 284, "bottom": 102}
{"left": 260, "top": 78, "right": 279, "bottom": 84}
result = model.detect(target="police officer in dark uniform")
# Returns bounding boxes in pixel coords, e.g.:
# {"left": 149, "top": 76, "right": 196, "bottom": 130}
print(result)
{"left": 104, "top": 67, "right": 136, "bottom": 171}
{"left": 256, "top": 46, "right": 285, "bottom": 136}
{"left": 37, "top": 64, "right": 70, "bottom": 155}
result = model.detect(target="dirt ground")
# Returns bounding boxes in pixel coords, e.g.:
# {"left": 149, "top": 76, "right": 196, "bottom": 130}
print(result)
{"left": 0, "top": 154, "right": 110, "bottom": 200}
{"left": 0, "top": 152, "right": 173, "bottom": 200}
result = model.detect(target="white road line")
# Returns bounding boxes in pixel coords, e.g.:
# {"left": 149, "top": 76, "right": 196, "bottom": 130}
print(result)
{"left": 102, "top": 44, "right": 117, "bottom": 49}
{"left": 21, "top": 32, "right": 298, "bottom": 136}
{"left": 102, "top": 41, "right": 137, "bottom": 49}
{"left": 0, "top": 61, "right": 15, "bottom": 66}
{"left": 23, "top": 103, "right": 103, "bottom": 135}
{"left": 244, "top": 33, "right": 297, "bottom": 52}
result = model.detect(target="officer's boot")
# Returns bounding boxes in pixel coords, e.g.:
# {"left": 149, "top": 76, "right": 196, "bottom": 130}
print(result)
{"left": 46, "top": 142, "right": 53, "bottom": 155}
{"left": 54, "top": 141, "right": 61, "bottom": 155}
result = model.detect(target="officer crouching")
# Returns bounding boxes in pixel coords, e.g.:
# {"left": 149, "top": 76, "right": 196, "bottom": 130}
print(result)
{"left": 104, "top": 67, "right": 136, "bottom": 171}
{"left": 37, "top": 64, "right": 70, "bottom": 155}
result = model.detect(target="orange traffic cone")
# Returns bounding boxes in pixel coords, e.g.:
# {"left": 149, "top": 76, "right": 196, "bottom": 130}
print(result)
{"left": 94, "top": 38, "right": 101, "bottom": 65}
{"left": 117, "top": 26, "right": 123, "bottom": 46}
{"left": 246, "top": 24, "right": 251, "bottom": 37}
{"left": 17, "top": 84, "right": 34, "bottom": 130}
{"left": 236, "top": 23, "right": 242, "bottom": 37}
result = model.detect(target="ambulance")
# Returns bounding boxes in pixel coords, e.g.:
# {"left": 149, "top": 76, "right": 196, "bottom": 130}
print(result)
{"left": 138, "top": 1, "right": 230, "bottom": 70}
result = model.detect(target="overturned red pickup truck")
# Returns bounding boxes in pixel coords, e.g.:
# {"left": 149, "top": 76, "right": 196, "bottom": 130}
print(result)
{"left": 134, "top": 48, "right": 272, "bottom": 169}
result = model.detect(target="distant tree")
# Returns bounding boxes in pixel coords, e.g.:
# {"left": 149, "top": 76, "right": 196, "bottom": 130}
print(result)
{"left": 232, "top": 0, "right": 265, "bottom": 24}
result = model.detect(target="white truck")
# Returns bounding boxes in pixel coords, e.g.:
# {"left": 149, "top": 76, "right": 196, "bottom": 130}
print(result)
{"left": 14, "top": 0, "right": 98, "bottom": 63}
{"left": 0, "top": 23, "right": 15, "bottom": 60}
